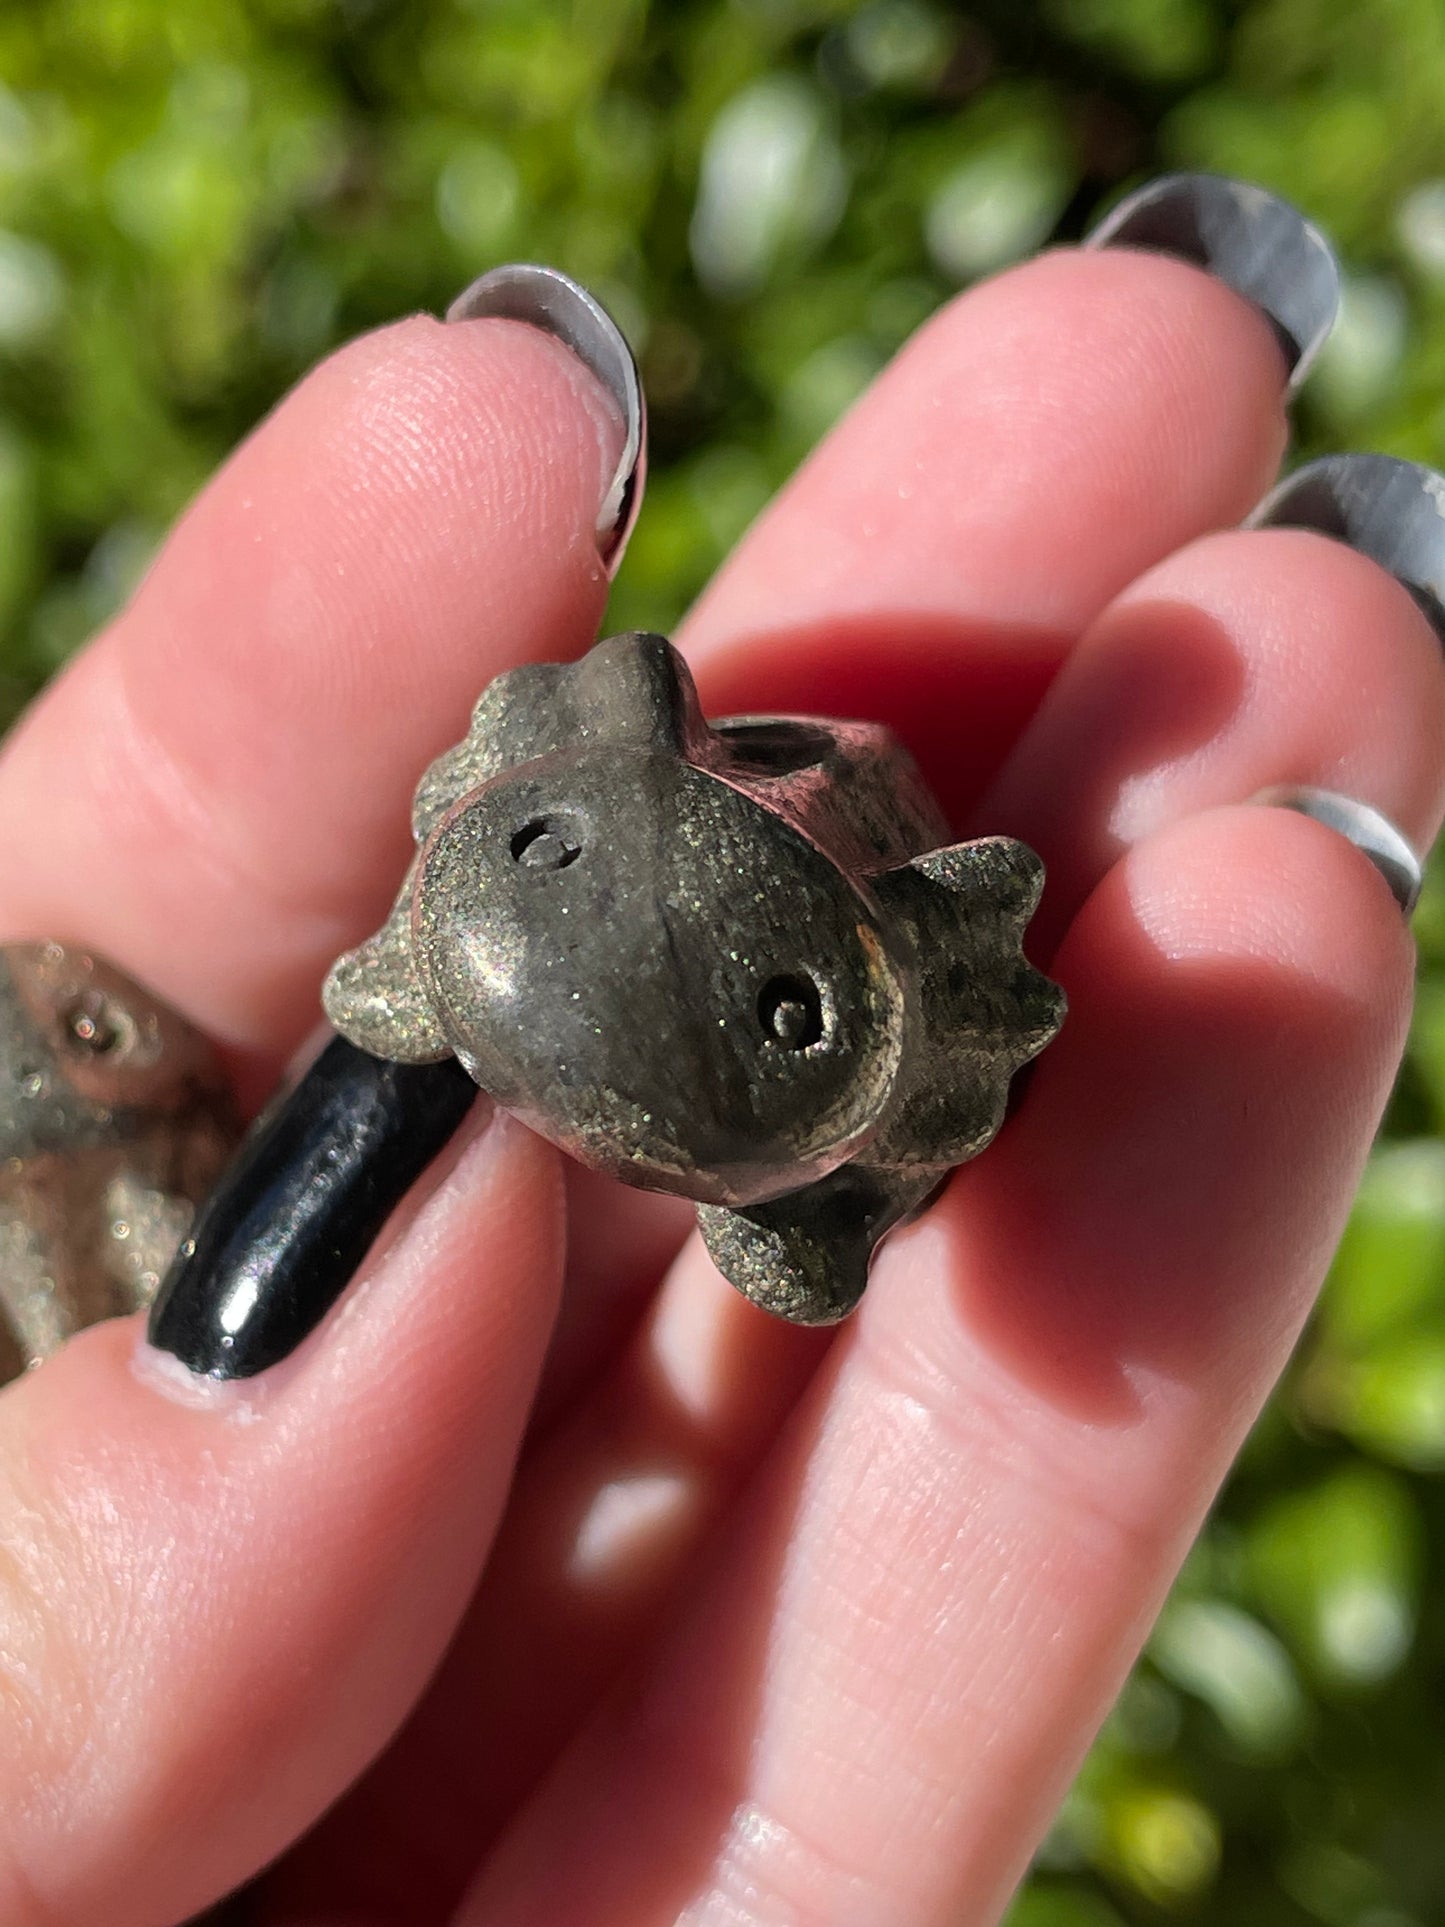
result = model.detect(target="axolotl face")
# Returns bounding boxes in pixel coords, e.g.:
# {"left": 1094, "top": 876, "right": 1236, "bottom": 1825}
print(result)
{"left": 412, "top": 747, "right": 908, "bottom": 1208}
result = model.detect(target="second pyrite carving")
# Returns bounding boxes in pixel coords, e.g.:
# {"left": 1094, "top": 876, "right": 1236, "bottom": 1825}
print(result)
{"left": 324, "top": 632, "right": 1064, "bottom": 1323}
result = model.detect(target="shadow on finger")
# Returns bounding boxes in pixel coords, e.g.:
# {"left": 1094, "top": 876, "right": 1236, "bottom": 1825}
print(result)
{"left": 982, "top": 595, "right": 1249, "bottom": 954}
{"left": 695, "top": 610, "right": 1071, "bottom": 827}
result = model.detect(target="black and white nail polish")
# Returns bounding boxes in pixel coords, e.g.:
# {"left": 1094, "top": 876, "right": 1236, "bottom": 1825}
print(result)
{"left": 1250, "top": 453, "right": 1445, "bottom": 646}
{"left": 1254, "top": 786, "right": 1423, "bottom": 916}
{"left": 447, "top": 263, "right": 647, "bottom": 576}
{"left": 1087, "top": 172, "right": 1340, "bottom": 394}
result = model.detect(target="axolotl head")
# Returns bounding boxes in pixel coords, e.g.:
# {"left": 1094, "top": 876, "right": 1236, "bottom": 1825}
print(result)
{"left": 413, "top": 741, "right": 908, "bottom": 1206}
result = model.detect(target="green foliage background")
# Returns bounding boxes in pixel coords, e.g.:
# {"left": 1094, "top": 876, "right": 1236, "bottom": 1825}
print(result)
{"left": 2, "top": 0, "right": 1444, "bottom": 1918}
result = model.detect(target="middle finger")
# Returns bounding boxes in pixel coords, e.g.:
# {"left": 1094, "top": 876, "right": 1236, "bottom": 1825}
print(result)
{"left": 682, "top": 182, "right": 1318, "bottom": 817}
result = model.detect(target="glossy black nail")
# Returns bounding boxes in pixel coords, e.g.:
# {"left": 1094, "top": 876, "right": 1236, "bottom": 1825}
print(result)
{"left": 446, "top": 263, "right": 646, "bottom": 576}
{"left": 185, "top": 1885, "right": 260, "bottom": 1926}
{"left": 1086, "top": 172, "right": 1340, "bottom": 393}
{"left": 1254, "top": 785, "right": 1423, "bottom": 915}
{"left": 1249, "top": 453, "right": 1445, "bottom": 646}
{"left": 147, "top": 1037, "right": 477, "bottom": 1380}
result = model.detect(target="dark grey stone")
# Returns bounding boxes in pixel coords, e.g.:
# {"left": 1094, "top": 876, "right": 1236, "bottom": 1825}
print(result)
{"left": 325, "top": 633, "right": 1065, "bottom": 1324}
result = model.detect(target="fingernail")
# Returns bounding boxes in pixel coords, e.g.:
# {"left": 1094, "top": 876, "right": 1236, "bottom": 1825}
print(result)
{"left": 1248, "top": 453, "right": 1445, "bottom": 646}
{"left": 447, "top": 263, "right": 646, "bottom": 576}
{"left": 1086, "top": 172, "right": 1340, "bottom": 394}
{"left": 146, "top": 1037, "right": 478, "bottom": 1380}
{"left": 1253, "top": 785, "right": 1423, "bottom": 915}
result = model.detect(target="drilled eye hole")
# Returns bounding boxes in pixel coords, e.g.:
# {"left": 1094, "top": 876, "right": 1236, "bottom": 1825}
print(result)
{"left": 510, "top": 815, "right": 582, "bottom": 871}
{"left": 717, "top": 721, "right": 831, "bottom": 777}
{"left": 61, "top": 995, "right": 127, "bottom": 1056}
{"left": 758, "top": 973, "right": 824, "bottom": 1051}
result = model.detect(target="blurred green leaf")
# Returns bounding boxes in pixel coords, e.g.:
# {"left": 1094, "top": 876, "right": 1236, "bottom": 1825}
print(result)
{"left": 1320, "top": 1141, "right": 1445, "bottom": 1350}
{"left": 1099, "top": 1782, "right": 1221, "bottom": 1905}
{"left": 1328, "top": 1333, "right": 1445, "bottom": 1472}
{"left": 1006, "top": 1883, "right": 1128, "bottom": 1927}
{"left": 1152, "top": 1599, "right": 1307, "bottom": 1755}
{"left": 1246, "top": 1466, "right": 1422, "bottom": 1686}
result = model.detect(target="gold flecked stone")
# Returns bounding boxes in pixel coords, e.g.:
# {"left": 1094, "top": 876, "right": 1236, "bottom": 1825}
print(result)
{"left": 0, "top": 943, "right": 239, "bottom": 1382}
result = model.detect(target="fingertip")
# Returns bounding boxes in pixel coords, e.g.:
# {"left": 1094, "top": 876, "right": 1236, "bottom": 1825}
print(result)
{"left": 1111, "top": 800, "right": 1418, "bottom": 1009}
{"left": 1134, "top": 526, "right": 1445, "bottom": 846}
{"left": 1254, "top": 785, "right": 1423, "bottom": 915}
{"left": 295, "top": 307, "right": 628, "bottom": 585}
{"left": 1085, "top": 172, "right": 1339, "bottom": 392}
{"left": 445, "top": 263, "right": 645, "bottom": 573}
{"left": 981, "top": 517, "right": 1445, "bottom": 955}
{"left": 887, "top": 800, "right": 1418, "bottom": 1445}
{"left": 927, "top": 242, "right": 1291, "bottom": 512}
{"left": 685, "top": 241, "right": 1291, "bottom": 678}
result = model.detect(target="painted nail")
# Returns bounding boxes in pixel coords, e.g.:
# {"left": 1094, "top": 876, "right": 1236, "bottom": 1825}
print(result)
{"left": 447, "top": 263, "right": 646, "bottom": 576}
{"left": 1086, "top": 172, "right": 1340, "bottom": 394}
{"left": 187, "top": 1887, "right": 259, "bottom": 1926}
{"left": 1249, "top": 453, "right": 1445, "bottom": 646}
{"left": 146, "top": 1038, "right": 478, "bottom": 1380}
{"left": 1254, "top": 785, "right": 1423, "bottom": 915}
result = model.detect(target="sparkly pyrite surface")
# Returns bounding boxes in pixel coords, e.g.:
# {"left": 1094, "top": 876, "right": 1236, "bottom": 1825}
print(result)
{"left": 0, "top": 944, "right": 239, "bottom": 1382}
{"left": 324, "top": 632, "right": 1065, "bottom": 1323}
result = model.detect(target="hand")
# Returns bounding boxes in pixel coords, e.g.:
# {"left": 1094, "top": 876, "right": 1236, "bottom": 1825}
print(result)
{"left": 0, "top": 176, "right": 1440, "bottom": 1927}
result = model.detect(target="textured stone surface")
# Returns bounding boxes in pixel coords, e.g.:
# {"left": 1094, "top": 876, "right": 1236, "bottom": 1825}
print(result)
{"left": 326, "top": 632, "right": 1065, "bottom": 1322}
{"left": 0, "top": 943, "right": 239, "bottom": 1380}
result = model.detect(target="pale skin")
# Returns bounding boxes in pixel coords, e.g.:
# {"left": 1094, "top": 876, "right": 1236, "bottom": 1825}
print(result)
{"left": 0, "top": 243, "right": 1440, "bottom": 1927}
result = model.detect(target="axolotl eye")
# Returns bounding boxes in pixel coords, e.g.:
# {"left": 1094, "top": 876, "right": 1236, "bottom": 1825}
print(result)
{"left": 758, "top": 972, "right": 825, "bottom": 1051}
{"left": 60, "top": 992, "right": 134, "bottom": 1058}
{"left": 509, "top": 814, "right": 583, "bottom": 871}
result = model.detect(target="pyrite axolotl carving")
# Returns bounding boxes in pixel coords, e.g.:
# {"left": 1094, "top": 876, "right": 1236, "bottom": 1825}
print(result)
{"left": 0, "top": 943, "right": 239, "bottom": 1383}
{"left": 324, "top": 633, "right": 1065, "bottom": 1324}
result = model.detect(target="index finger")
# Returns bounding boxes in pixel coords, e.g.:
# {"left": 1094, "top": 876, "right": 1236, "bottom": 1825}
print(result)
{"left": 0, "top": 268, "right": 640, "bottom": 1054}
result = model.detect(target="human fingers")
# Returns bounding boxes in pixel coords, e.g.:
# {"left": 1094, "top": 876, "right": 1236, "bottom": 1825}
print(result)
{"left": 979, "top": 456, "right": 1445, "bottom": 950}
{"left": 257, "top": 183, "right": 1349, "bottom": 1906}
{"left": 546, "top": 174, "right": 1333, "bottom": 1373}
{"left": 402, "top": 477, "right": 1445, "bottom": 1857}
{"left": 488, "top": 180, "right": 1355, "bottom": 1713}
{"left": 551, "top": 403, "right": 1445, "bottom": 1705}
{"left": 473, "top": 474, "right": 1445, "bottom": 1898}
{"left": 0, "top": 267, "right": 639, "bottom": 1395}
{"left": 0, "top": 1106, "right": 564, "bottom": 1927}
{"left": 478, "top": 461, "right": 1445, "bottom": 1425}
{"left": 455, "top": 801, "right": 1418, "bottom": 1927}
